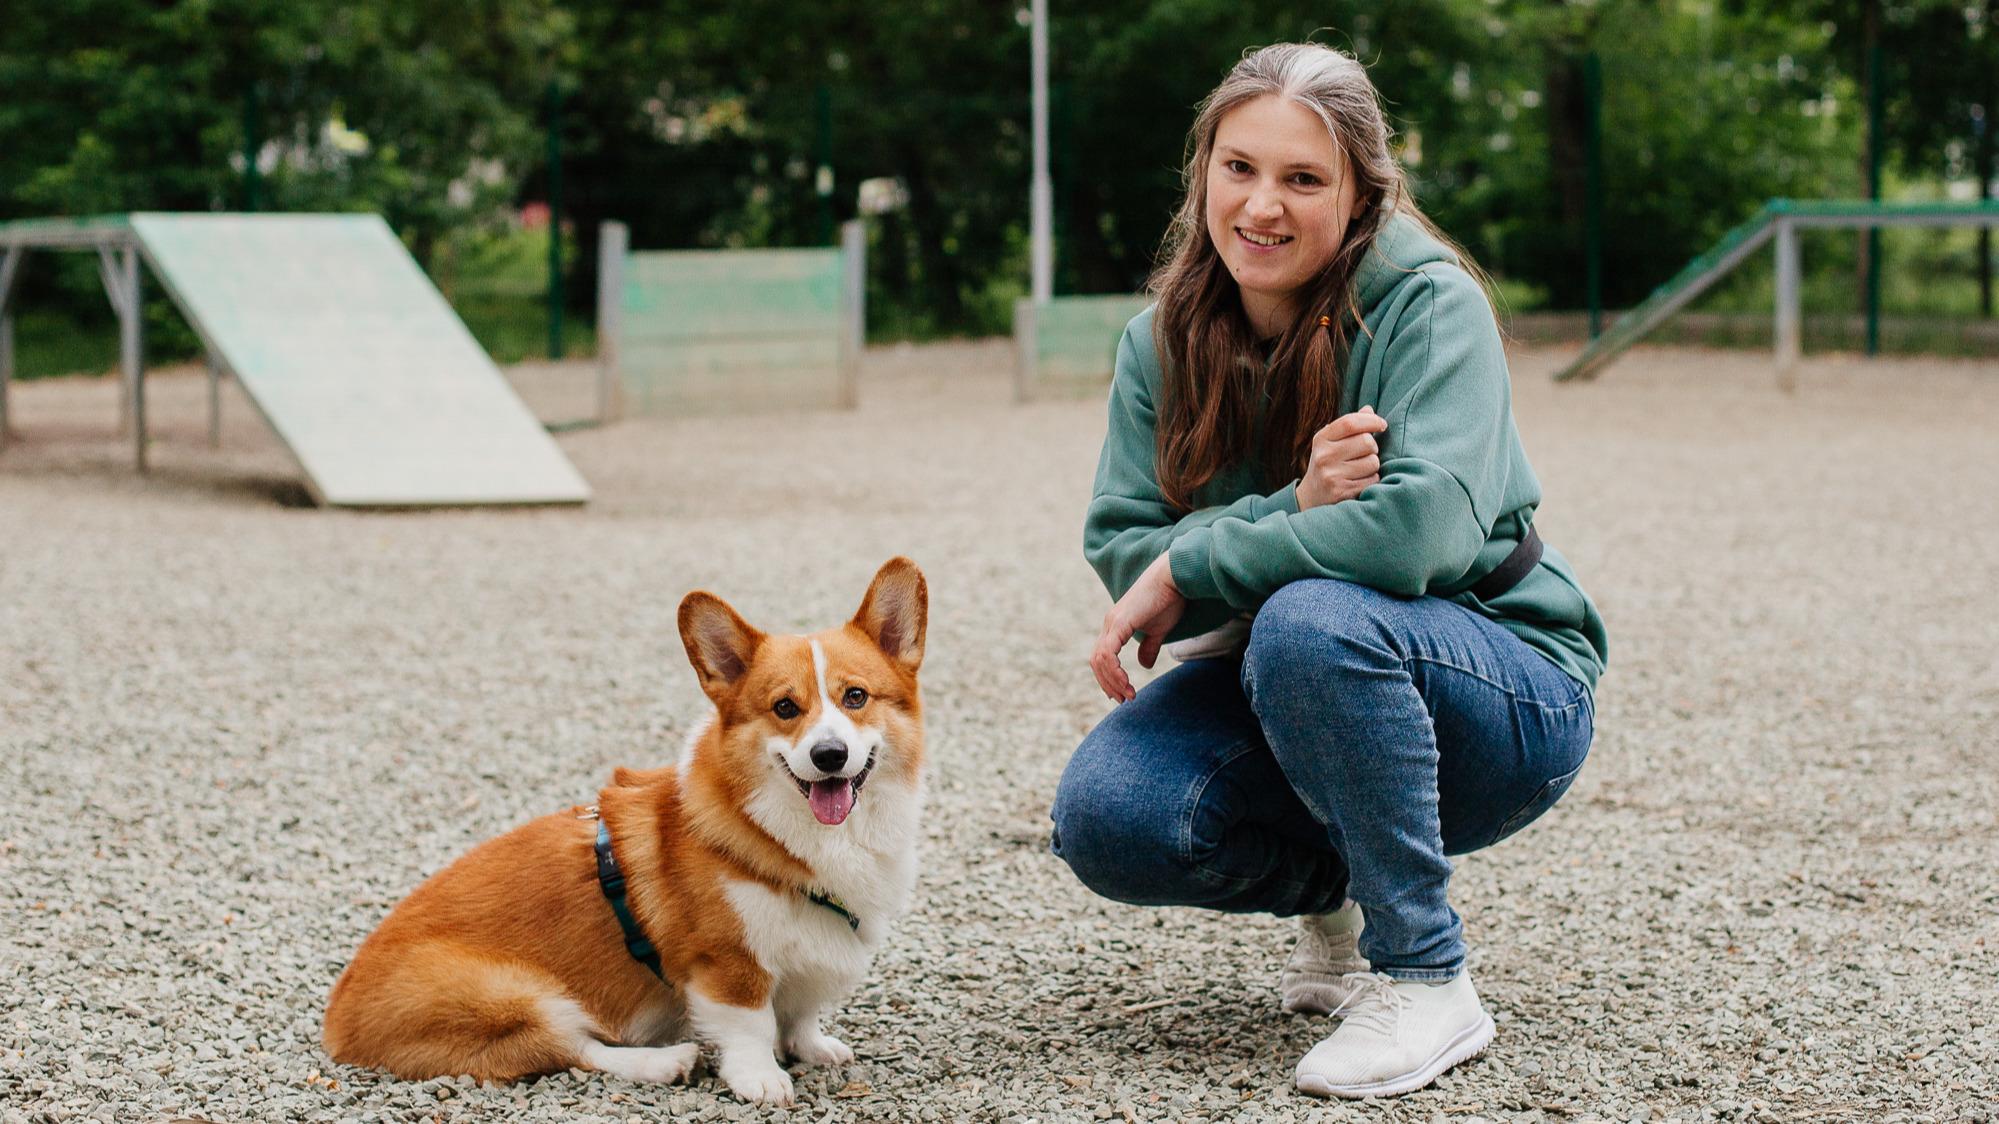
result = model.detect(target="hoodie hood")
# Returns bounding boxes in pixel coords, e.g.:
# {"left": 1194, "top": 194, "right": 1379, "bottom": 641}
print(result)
{"left": 1354, "top": 210, "right": 1459, "bottom": 316}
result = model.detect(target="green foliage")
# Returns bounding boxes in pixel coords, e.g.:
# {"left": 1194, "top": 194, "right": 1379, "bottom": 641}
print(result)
{"left": 1, "top": 0, "right": 1989, "bottom": 369}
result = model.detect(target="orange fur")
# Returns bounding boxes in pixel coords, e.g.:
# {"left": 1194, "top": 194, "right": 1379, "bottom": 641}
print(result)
{"left": 321, "top": 559, "right": 928, "bottom": 1090}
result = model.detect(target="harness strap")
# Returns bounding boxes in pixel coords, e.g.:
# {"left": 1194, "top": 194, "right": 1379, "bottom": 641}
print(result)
{"left": 806, "top": 889, "right": 862, "bottom": 933}
{"left": 594, "top": 819, "right": 665, "bottom": 980}
{"left": 1467, "top": 524, "right": 1544, "bottom": 602}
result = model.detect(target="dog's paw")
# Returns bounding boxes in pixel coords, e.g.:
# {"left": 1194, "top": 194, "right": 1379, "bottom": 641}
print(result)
{"left": 784, "top": 1029, "right": 855, "bottom": 1067}
{"left": 719, "top": 1058, "right": 794, "bottom": 1106}
{"left": 630, "top": 1042, "right": 700, "bottom": 1084}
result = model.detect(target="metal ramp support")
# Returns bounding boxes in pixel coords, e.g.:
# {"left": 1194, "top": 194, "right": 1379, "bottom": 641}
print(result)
{"left": 1555, "top": 199, "right": 1999, "bottom": 385}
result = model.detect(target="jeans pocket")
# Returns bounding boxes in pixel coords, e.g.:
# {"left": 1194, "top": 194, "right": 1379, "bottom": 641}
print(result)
{"left": 1490, "top": 756, "right": 1587, "bottom": 846}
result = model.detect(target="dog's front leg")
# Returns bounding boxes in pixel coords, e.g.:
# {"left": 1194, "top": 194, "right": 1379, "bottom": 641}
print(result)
{"left": 777, "top": 982, "right": 855, "bottom": 1066}
{"left": 686, "top": 984, "right": 791, "bottom": 1106}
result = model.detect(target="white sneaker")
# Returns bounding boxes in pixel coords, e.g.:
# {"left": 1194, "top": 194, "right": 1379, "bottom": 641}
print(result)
{"left": 1294, "top": 970, "right": 1496, "bottom": 1099}
{"left": 1279, "top": 900, "right": 1369, "bottom": 1014}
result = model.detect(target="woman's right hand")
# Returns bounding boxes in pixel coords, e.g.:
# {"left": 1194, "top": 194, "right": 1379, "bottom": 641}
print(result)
{"left": 1295, "top": 406, "right": 1388, "bottom": 510}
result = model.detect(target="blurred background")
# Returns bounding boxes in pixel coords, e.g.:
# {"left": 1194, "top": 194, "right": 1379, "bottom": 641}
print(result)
{"left": 2, "top": 0, "right": 1991, "bottom": 375}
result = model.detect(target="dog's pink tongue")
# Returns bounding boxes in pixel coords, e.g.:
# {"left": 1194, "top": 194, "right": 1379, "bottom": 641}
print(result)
{"left": 808, "top": 779, "right": 855, "bottom": 825}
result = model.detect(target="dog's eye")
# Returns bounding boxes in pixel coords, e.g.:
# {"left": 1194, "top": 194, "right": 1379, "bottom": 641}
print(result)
{"left": 773, "top": 698, "right": 800, "bottom": 720}
{"left": 842, "top": 687, "right": 868, "bottom": 709}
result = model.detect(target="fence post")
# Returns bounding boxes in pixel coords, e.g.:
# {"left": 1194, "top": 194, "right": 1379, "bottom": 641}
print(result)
{"left": 1773, "top": 218, "right": 1800, "bottom": 390}
{"left": 1013, "top": 298, "right": 1038, "bottom": 405}
{"left": 839, "top": 219, "right": 865, "bottom": 410}
{"left": 0, "top": 247, "right": 20, "bottom": 452}
{"left": 122, "top": 245, "right": 145, "bottom": 473}
{"left": 595, "top": 221, "right": 627, "bottom": 424}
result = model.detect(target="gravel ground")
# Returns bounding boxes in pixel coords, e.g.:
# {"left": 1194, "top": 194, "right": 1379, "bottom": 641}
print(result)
{"left": 2, "top": 340, "right": 1995, "bottom": 1124}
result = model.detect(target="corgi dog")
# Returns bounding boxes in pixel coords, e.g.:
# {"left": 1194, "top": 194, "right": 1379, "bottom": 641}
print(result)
{"left": 322, "top": 558, "right": 928, "bottom": 1106}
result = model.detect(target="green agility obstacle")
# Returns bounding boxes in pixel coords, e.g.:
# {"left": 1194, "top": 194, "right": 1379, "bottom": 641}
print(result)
{"left": 1555, "top": 199, "right": 1999, "bottom": 385}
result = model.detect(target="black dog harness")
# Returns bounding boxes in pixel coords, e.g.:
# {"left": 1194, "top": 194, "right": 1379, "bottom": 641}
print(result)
{"left": 583, "top": 806, "right": 863, "bottom": 982}
{"left": 591, "top": 814, "right": 665, "bottom": 980}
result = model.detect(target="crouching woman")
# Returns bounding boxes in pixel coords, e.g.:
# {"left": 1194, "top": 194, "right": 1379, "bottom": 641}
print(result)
{"left": 1050, "top": 42, "right": 1609, "bottom": 1100}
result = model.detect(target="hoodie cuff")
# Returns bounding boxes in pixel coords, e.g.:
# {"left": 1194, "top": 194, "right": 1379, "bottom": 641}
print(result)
{"left": 1259, "top": 481, "right": 1301, "bottom": 518}
{"left": 1167, "top": 528, "right": 1223, "bottom": 603}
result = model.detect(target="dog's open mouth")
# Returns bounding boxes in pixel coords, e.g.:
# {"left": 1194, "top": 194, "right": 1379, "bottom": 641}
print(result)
{"left": 794, "top": 757, "right": 874, "bottom": 826}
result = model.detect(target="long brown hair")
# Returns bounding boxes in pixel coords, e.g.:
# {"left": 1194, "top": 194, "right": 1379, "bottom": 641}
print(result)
{"left": 1149, "top": 43, "right": 1487, "bottom": 511}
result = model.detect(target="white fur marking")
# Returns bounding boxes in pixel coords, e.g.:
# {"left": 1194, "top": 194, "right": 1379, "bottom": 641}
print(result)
{"left": 579, "top": 1040, "right": 699, "bottom": 1084}
{"left": 687, "top": 989, "right": 792, "bottom": 1105}
{"left": 791, "top": 639, "right": 878, "bottom": 780}
{"left": 537, "top": 995, "right": 601, "bottom": 1043}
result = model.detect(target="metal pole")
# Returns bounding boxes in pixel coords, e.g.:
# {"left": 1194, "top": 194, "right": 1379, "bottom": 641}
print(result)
{"left": 1774, "top": 218, "right": 1800, "bottom": 390}
{"left": 122, "top": 246, "right": 145, "bottom": 474}
{"left": 1584, "top": 51, "right": 1604, "bottom": 340}
{"left": 546, "top": 80, "right": 565, "bottom": 361}
{"left": 1865, "top": 42, "right": 1883, "bottom": 356}
{"left": 595, "top": 221, "right": 627, "bottom": 424}
{"left": 0, "top": 247, "right": 21, "bottom": 452}
{"left": 97, "top": 246, "right": 131, "bottom": 435}
{"left": 839, "top": 219, "right": 865, "bottom": 409}
{"left": 0, "top": 312, "right": 11, "bottom": 453}
{"left": 1029, "top": 0, "right": 1053, "bottom": 304}
{"left": 207, "top": 354, "right": 222, "bottom": 448}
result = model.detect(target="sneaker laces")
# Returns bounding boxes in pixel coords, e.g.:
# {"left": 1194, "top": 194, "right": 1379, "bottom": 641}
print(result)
{"left": 1327, "top": 971, "right": 1404, "bottom": 1037}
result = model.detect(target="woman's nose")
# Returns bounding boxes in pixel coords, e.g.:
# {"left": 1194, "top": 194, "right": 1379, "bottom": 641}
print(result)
{"left": 1246, "top": 184, "right": 1283, "bottom": 221}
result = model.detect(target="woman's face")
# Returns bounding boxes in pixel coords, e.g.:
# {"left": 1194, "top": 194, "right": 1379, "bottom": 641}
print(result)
{"left": 1203, "top": 94, "right": 1362, "bottom": 336}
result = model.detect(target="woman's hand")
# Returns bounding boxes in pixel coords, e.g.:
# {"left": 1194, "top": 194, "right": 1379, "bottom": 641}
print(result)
{"left": 1091, "top": 552, "right": 1186, "bottom": 703}
{"left": 1295, "top": 406, "right": 1388, "bottom": 510}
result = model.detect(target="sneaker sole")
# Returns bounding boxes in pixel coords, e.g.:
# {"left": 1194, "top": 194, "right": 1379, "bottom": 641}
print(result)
{"left": 1294, "top": 1012, "right": 1496, "bottom": 1100}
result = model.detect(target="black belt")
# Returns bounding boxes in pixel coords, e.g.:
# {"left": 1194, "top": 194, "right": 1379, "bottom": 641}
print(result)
{"left": 1466, "top": 525, "right": 1543, "bottom": 601}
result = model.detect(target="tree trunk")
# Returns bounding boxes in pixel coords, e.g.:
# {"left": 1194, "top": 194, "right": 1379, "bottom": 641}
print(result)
{"left": 898, "top": 144, "right": 965, "bottom": 329}
{"left": 1545, "top": 49, "right": 1589, "bottom": 307}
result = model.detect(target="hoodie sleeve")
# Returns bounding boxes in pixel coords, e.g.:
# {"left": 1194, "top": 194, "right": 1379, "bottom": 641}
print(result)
{"left": 1083, "top": 323, "right": 1296, "bottom": 631}
{"left": 1164, "top": 268, "right": 1513, "bottom": 605}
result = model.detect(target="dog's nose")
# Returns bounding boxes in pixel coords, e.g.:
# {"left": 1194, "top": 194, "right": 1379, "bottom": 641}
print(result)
{"left": 809, "top": 741, "right": 848, "bottom": 774}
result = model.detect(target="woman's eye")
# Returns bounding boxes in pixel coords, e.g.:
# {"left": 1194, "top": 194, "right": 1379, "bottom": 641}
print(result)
{"left": 773, "top": 699, "right": 800, "bottom": 720}
{"left": 1225, "top": 159, "right": 1251, "bottom": 175}
{"left": 1291, "top": 173, "right": 1322, "bottom": 187}
{"left": 842, "top": 687, "right": 868, "bottom": 709}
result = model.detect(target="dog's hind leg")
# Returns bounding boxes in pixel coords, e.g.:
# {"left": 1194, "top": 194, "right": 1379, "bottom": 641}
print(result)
{"left": 325, "top": 943, "right": 599, "bottom": 1083}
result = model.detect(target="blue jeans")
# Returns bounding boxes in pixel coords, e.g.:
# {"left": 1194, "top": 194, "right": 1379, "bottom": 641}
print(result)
{"left": 1050, "top": 579, "right": 1594, "bottom": 981}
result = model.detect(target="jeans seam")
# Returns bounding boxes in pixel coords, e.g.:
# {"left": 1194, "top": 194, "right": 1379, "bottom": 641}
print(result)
{"left": 1178, "top": 740, "right": 1260, "bottom": 871}
{"left": 1406, "top": 654, "right": 1585, "bottom": 715}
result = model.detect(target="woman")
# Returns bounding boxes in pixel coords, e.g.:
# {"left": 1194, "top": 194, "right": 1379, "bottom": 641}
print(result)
{"left": 1050, "top": 43, "right": 1608, "bottom": 1100}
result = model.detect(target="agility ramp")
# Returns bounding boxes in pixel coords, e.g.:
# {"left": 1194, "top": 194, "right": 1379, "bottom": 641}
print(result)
{"left": 1556, "top": 199, "right": 1999, "bottom": 384}
{"left": 0, "top": 212, "right": 590, "bottom": 506}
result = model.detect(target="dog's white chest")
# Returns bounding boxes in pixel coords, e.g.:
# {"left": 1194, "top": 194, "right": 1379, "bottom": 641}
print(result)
{"left": 723, "top": 881, "right": 881, "bottom": 993}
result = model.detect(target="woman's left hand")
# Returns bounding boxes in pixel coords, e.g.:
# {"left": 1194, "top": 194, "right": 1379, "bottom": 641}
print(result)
{"left": 1091, "top": 552, "right": 1186, "bottom": 703}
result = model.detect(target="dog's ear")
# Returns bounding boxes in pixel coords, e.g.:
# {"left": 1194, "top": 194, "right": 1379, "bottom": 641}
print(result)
{"left": 679, "top": 592, "right": 765, "bottom": 701}
{"left": 853, "top": 557, "right": 927, "bottom": 673}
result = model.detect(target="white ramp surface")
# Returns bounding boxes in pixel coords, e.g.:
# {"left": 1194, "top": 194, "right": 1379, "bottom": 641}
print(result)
{"left": 131, "top": 213, "right": 590, "bottom": 506}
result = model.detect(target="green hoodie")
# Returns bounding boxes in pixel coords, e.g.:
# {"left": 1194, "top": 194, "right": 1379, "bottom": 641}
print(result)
{"left": 1083, "top": 213, "right": 1608, "bottom": 691}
